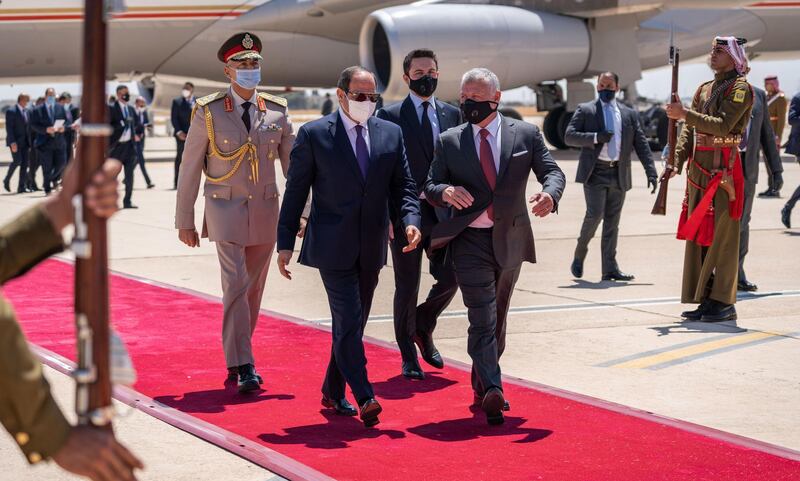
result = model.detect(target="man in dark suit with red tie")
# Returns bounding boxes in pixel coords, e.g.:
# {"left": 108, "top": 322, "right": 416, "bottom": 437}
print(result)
{"left": 277, "top": 66, "right": 421, "bottom": 428}
{"left": 425, "top": 68, "right": 565, "bottom": 425}
{"left": 377, "top": 49, "right": 461, "bottom": 380}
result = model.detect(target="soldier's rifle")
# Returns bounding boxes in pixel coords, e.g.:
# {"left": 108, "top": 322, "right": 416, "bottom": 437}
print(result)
{"left": 651, "top": 30, "right": 680, "bottom": 216}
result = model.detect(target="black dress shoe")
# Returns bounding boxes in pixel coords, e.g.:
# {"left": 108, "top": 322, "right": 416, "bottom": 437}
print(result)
{"left": 737, "top": 279, "right": 758, "bottom": 292}
{"left": 402, "top": 361, "right": 425, "bottom": 380}
{"left": 570, "top": 258, "right": 583, "bottom": 278}
{"left": 700, "top": 301, "right": 737, "bottom": 322}
{"left": 681, "top": 299, "right": 711, "bottom": 321}
{"left": 147, "top": 183, "right": 155, "bottom": 189}
{"left": 322, "top": 397, "right": 358, "bottom": 416}
{"left": 482, "top": 387, "right": 505, "bottom": 425}
{"left": 358, "top": 398, "right": 382, "bottom": 427}
{"left": 782, "top": 206, "right": 792, "bottom": 229}
{"left": 3, "top": 179, "right": 10, "bottom": 192}
{"left": 473, "top": 393, "right": 511, "bottom": 412}
{"left": 237, "top": 363, "right": 260, "bottom": 393}
{"left": 413, "top": 333, "right": 444, "bottom": 369}
{"left": 123, "top": 204, "right": 139, "bottom": 209}
{"left": 602, "top": 270, "right": 635, "bottom": 281}
{"left": 758, "top": 188, "right": 780, "bottom": 198}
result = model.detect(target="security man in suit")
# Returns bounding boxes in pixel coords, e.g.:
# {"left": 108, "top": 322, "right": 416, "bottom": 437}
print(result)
{"left": 376, "top": 49, "right": 461, "bottom": 380}
{"left": 30, "top": 88, "right": 70, "bottom": 195}
{"left": 425, "top": 68, "right": 565, "bottom": 425}
{"left": 171, "top": 81, "right": 195, "bottom": 189}
{"left": 0, "top": 158, "right": 144, "bottom": 480}
{"left": 108, "top": 85, "right": 142, "bottom": 209}
{"left": 759, "top": 75, "right": 788, "bottom": 197}
{"left": 4, "top": 93, "right": 31, "bottom": 193}
{"left": 59, "top": 92, "right": 80, "bottom": 170}
{"left": 565, "top": 71, "right": 658, "bottom": 281}
{"left": 737, "top": 85, "right": 783, "bottom": 292}
{"left": 176, "top": 32, "right": 295, "bottom": 393}
{"left": 277, "top": 66, "right": 421, "bottom": 427}
{"left": 781, "top": 91, "right": 800, "bottom": 228}
{"left": 134, "top": 96, "right": 155, "bottom": 189}
{"left": 666, "top": 36, "right": 754, "bottom": 323}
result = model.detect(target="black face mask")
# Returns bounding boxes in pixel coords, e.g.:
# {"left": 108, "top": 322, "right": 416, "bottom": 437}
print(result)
{"left": 409, "top": 75, "right": 438, "bottom": 98}
{"left": 120, "top": 93, "right": 130, "bottom": 102}
{"left": 461, "top": 99, "right": 498, "bottom": 124}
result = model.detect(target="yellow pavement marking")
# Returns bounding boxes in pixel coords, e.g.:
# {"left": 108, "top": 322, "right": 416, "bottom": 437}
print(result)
{"left": 614, "top": 331, "right": 779, "bottom": 369}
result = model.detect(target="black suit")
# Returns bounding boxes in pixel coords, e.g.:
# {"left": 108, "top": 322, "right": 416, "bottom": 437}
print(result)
{"left": 62, "top": 104, "right": 80, "bottom": 165}
{"left": 108, "top": 102, "right": 141, "bottom": 206}
{"left": 30, "top": 103, "right": 69, "bottom": 194}
{"left": 739, "top": 87, "right": 782, "bottom": 283}
{"left": 424, "top": 115, "right": 565, "bottom": 395}
{"left": 278, "top": 112, "right": 421, "bottom": 402}
{"left": 171, "top": 96, "right": 194, "bottom": 188}
{"left": 565, "top": 99, "right": 657, "bottom": 274}
{"left": 4, "top": 105, "right": 31, "bottom": 193}
{"left": 377, "top": 95, "right": 461, "bottom": 368}
{"left": 134, "top": 108, "right": 153, "bottom": 187}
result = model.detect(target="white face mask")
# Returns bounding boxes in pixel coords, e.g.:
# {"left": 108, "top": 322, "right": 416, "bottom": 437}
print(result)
{"left": 346, "top": 99, "right": 376, "bottom": 124}
{"left": 182, "top": 89, "right": 192, "bottom": 99}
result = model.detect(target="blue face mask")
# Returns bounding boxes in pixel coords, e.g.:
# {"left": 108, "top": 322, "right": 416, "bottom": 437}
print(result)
{"left": 234, "top": 68, "right": 261, "bottom": 89}
{"left": 598, "top": 89, "right": 616, "bottom": 103}
{"left": 46, "top": 96, "right": 56, "bottom": 106}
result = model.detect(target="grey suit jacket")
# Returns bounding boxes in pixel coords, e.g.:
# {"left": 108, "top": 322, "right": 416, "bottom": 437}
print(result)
{"left": 565, "top": 99, "right": 657, "bottom": 191}
{"left": 424, "top": 116, "right": 566, "bottom": 269}
{"left": 742, "top": 86, "right": 783, "bottom": 184}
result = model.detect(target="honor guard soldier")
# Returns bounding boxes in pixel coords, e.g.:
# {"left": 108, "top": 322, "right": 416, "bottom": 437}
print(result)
{"left": 175, "top": 32, "right": 295, "bottom": 392}
{"left": 665, "top": 36, "right": 754, "bottom": 322}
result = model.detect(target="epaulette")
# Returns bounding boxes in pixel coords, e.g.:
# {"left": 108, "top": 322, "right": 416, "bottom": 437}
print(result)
{"left": 192, "top": 91, "right": 226, "bottom": 118}
{"left": 258, "top": 92, "right": 288, "bottom": 109}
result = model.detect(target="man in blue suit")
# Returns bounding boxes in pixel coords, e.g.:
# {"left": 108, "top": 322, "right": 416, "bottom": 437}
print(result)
{"left": 171, "top": 82, "right": 195, "bottom": 189}
{"left": 376, "top": 49, "right": 461, "bottom": 380}
{"left": 4, "top": 93, "right": 32, "bottom": 193}
{"left": 277, "top": 66, "right": 421, "bottom": 427}
{"left": 30, "top": 88, "right": 70, "bottom": 195}
{"left": 781, "top": 91, "right": 800, "bottom": 228}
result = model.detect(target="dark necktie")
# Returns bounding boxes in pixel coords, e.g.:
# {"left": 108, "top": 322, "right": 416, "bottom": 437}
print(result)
{"left": 48, "top": 105, "right": 53, "bottom": 122}
{"left": 21, "top": 107, "right": 27, "bottom": 123}
{"left": 242, "top": 101, "right": 252, "bottom": 132}
{"left": 355, "top": 125, "right": 370, "bottom": 179}
{"left": 420, "top": 101, "right": 434, "bottom": 160}
{"left": 479, "top": 129, "right": 497, "bottom": 220}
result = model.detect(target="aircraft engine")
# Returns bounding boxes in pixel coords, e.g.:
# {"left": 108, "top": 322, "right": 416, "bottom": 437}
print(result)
{"left": 359, "top": 4, "right": 590, "bottom": 101}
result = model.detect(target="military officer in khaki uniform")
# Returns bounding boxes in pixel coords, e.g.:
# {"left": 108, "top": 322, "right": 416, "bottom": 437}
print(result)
{"left": 175, "top": 32, "right": 295, "bottom": 392}
{"left": 665, "top": 36, "right": 754, "bottom": 322}
{"left": 759, "top": 75, "right": 789, "bottom": 197}
{"left": 1, "top": 159, "right": 143, "bottom": 480}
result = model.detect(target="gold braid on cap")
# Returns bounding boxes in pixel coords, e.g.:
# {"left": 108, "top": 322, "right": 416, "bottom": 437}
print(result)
{"left": 202, "top": 106, "right": 259, "bottom": 184}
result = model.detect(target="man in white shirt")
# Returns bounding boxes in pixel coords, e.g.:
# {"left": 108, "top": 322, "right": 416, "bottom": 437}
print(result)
{"left": 565, "top": 71, "right": 658, "bottom": 281}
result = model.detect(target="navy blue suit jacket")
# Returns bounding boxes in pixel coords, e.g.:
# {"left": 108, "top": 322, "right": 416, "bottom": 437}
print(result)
{"left": 30, "top": 103, "right": 68, "bottom": 151}
{"left": 5, "top": 106, "right": 30, "bottom": 149}
{"left": 170, "top": 97, "right": 193, "bottom": 138}
{"left": 786, "top": 92, "right": 800, "bottom": 157}
{"left": 277, "top": 112, "right": 421, "bottom": 271}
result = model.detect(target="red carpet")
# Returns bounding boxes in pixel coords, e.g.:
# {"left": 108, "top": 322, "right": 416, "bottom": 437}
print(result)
{"left": 5, "top": 259, "right": 800, "bottom": 481}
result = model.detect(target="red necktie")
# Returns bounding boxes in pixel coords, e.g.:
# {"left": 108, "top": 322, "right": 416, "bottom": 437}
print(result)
{"left": 479, "top": 129, "right": 497, "bottom": 220}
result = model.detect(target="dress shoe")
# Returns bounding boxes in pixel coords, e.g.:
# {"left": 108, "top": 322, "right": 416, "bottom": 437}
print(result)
{"left": 413, "top": 333, "right": 444, "bottom": 369}
{"left": 123, "top": 204, "right": 138, "bottom": 209}
{"left": 681, "top": 299, "right": 711, "bottom": 321}
{"left": 322, "top": 397, "right": 358, "bottom": 416}
{"left": 237, "top": 363, "right": 260, "bottom": 393}
{"left": 737, "top": 279, "right": 758, "bottom": 292}
{"left": 758, "top": 188, "right": 780, "bottom": 198}
{"left": 3, "top": 179, "right": 10, "bottom": 192}
{"left": 782, "top": 206, "right": 792, "bottom": 229}
{"left": 570, "top": 258, "right": 583, "bottom": 278}
{"left": 473, "top": 393, "right": 510, "bottom": 412}
{"left": 358, "top": 398, "right": 382, "bottom": 427}
{"left": 482, "top": 387, "right": 505, "bottom": 425}
{"left": 402, "top": 361, "right": 425, "bottom": 380}
{"left": 602, "top": 270, "right": 635, "bottom": 281}
{"left": 29, "top": 184, "right": 40, "bottom": 192}
{"left": 147, "top": 183, "right": 156, "bottom": 189}
{"left": 700, "top": 301, "right": 737, "bottom": 322}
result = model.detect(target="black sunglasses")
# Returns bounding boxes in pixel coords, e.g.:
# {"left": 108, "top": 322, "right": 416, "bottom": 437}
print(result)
{"left": 346, "top": 90, "right": 381, "bottom": 103}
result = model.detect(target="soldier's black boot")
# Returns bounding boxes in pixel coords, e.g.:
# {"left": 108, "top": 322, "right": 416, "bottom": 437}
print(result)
{"left": 700, "top": 300, "right": 737, "bottom": 322}
{"left": 681, "top": 299, "right": 711, "bottom": 321}
{"left": 237, "top": 363, "right": 260, "bottom": 393}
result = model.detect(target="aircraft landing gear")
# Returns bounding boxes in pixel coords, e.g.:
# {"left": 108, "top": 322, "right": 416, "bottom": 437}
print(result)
{"left": 543, "top": 105, "right": 573, "bottom": 150}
